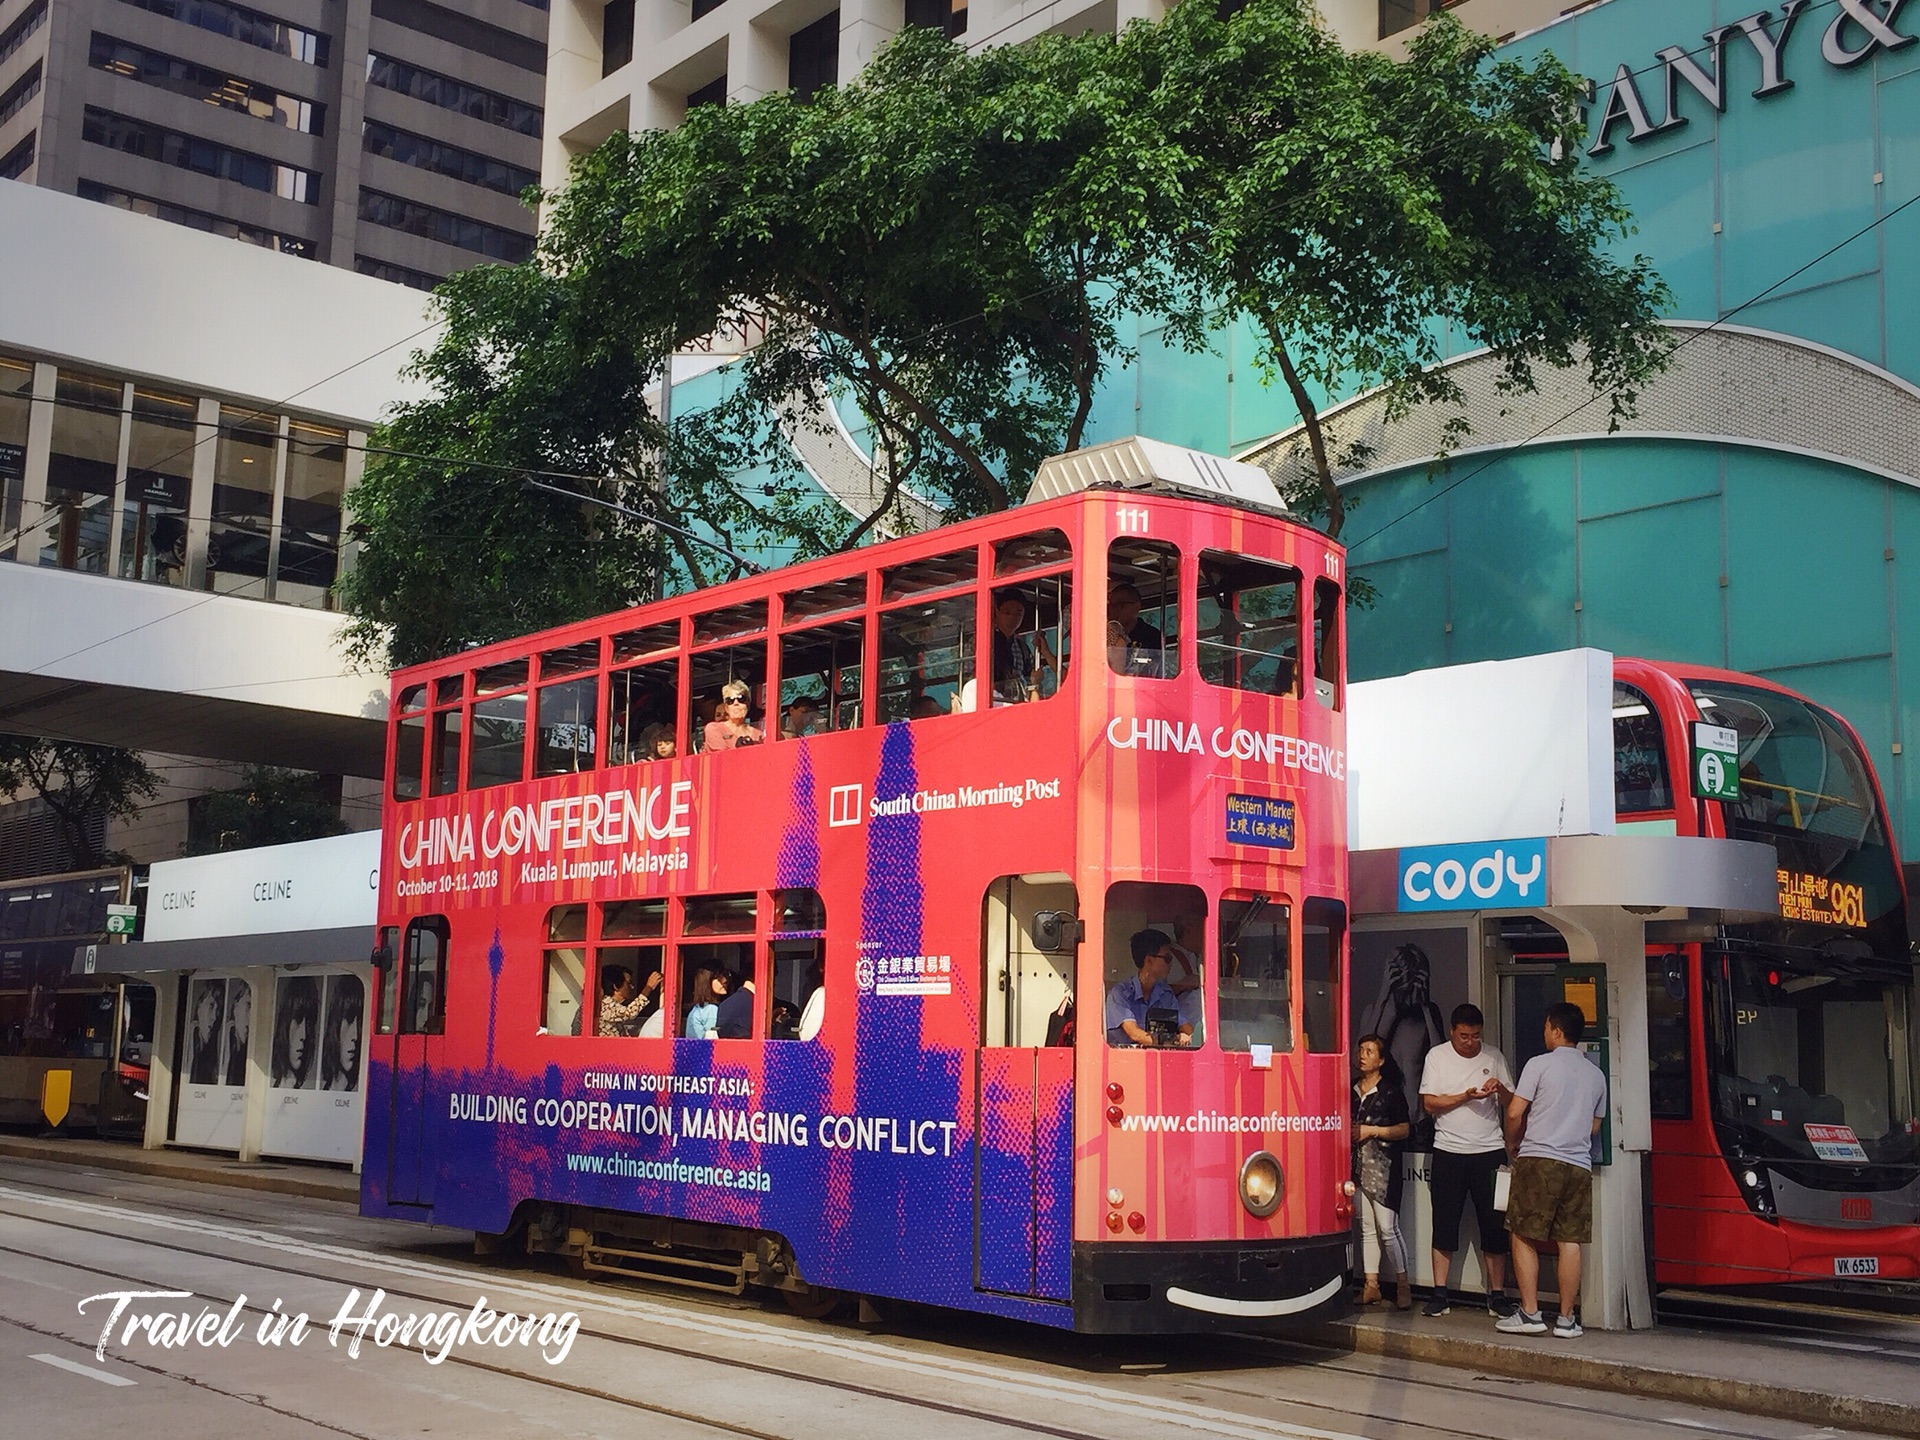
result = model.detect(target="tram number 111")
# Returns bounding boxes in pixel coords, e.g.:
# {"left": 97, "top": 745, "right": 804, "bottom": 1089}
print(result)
{"left": 1116, "top": 505, "right": 1151, "bottom": 534}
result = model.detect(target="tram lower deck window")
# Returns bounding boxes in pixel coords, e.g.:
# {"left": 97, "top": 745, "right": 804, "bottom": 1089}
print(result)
{"left": 1218, "top": 896, "right": 1292, "bottom": 1052}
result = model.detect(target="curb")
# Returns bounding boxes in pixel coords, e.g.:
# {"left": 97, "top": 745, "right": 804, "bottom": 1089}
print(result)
{"left": 1300, "top": 1319, "right": 1920, "bottom": 1439}
{"left": 0, "top": 1137, "right": 361, "bottom": 1204}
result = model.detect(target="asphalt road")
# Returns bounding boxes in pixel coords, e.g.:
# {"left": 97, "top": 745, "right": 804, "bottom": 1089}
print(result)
{"left": 0, "top": 1154, "right": 1878, "bottom": 1440}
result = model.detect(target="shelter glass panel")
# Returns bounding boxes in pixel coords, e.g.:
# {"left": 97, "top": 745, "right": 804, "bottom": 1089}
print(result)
{"left": 208, "top": 408, "right": 277, "bottom": 598}
{"left": 278, "top": 421, "right": 346, "bottom": 606}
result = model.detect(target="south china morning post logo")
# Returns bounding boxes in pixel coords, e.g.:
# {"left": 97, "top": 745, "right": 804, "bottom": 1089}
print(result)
{"left": 1398, "top": 838, "right": 1547, "bottom": 912}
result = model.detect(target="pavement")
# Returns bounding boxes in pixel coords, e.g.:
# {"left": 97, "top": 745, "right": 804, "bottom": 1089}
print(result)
{"left": 0, "top": 1131, "right": 360, "bottom": 1202}
{"left": 1307, "top": 1292, "right": 1920, "bottom": 1437}
{"left": 4, "top": 1131, "right": 1917, "bottom": 1435}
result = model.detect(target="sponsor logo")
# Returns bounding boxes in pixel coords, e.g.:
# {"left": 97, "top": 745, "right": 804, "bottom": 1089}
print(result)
{"left": 1398, "top": 838, "right": 1547, "bottom": 911}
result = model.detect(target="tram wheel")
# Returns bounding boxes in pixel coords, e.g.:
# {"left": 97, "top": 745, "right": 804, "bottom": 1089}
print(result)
{"left": 781, "top": 1284, "right": 850, "bottom": 1321}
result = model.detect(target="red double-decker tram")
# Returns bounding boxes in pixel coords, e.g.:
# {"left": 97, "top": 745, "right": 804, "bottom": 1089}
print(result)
{"left": 365, "top": 438, "right": 1354, "bottom": 1331}
{"left": 1614, "top": 659, "right": 1920, "bottom": 1286}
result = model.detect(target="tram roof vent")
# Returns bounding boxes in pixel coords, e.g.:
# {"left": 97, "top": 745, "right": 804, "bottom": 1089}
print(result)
{"left": 1026, "top": 436, "right": 1288, "bottom": 512}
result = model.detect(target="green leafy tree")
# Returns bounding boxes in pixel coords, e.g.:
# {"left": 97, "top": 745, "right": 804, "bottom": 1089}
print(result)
{"left": 342, "top": 3, "right": 1671, "bottom": 663}
{"left": 0, "top": 737, "right": 159, "bottom": 870}
{"left": 1135, "top": 4, "right": 1673, "bottom": 535}
{"left": 185, "top": 767, "right": 350, "bottom": 855}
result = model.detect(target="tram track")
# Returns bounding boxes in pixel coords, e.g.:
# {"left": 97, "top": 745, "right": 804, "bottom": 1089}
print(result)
{"left": 0, "top": 1180, "right": 1863, "bottom": 1440}
{"left": 1654, "top": 1288, "right": 1920, "bottom": 1363}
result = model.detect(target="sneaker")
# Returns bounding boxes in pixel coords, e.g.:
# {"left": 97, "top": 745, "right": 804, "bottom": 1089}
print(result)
{"left": 1421, "top": 1292, "right": 1451, "bottom": 1318}
{"left": 1495, "top": 1308, "right": 1548, "bottom": 1335}
{"left": 1486, "top": 1291, "right": 1516, "bottom": 1318}
{"left": 1552, "top": 1314, "right": 1583, "bottom": 1340}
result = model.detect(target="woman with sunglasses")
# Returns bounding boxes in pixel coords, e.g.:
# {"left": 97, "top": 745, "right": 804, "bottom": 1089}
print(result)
{"left": 702, "top": 679, "right": 764, "bottom": 752}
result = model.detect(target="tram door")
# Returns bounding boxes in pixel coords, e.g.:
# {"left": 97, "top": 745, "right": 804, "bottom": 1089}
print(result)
{"left": 387, "top": 917, "right": 449, "bottom": 1206}
{"left": 975, "top": 876, "right": 1076, "bottom": 1301}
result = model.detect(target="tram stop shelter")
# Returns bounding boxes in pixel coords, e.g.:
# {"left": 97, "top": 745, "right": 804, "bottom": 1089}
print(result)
{"left": 75, "top": 830, "right": 380, "bottom": 1170}
{"left": 1346, "top": 649, "right": 1778, "bottom": 1330}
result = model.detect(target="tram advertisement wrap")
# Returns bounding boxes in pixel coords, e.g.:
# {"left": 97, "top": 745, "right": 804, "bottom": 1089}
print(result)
{"left": 368, "top": 492, "right": 1355, "bottom": 1330}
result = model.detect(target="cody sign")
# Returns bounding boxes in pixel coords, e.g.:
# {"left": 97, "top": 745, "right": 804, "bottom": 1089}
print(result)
{"left": 1399, "top": 839, "right": 1549, "bottom": 913}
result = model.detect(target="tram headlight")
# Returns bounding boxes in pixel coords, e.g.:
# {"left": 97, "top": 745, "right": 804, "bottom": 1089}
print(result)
{"left": 1742, "top": 1169, "right": 1760, "bottom": 1189}
{"left": 1240, "top": 1150, "right": 1284, "bottom": 1219}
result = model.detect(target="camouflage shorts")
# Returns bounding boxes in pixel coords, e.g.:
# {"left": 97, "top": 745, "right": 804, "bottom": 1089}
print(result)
{"left": 1505, "top": 1156, "right": 1592, "bottom": 1245}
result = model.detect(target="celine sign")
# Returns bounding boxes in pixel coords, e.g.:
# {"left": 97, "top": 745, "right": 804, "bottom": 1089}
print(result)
{"left": 1587, "top": 1, "right": 1915, "bottom": 158}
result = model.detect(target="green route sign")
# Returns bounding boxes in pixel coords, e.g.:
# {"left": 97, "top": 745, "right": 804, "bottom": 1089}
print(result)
{"left": 1691, "top": 721, "right": 1740, "bottom": 802}
{"left": 105, "top": 904, "right": 137, "bottom": 937}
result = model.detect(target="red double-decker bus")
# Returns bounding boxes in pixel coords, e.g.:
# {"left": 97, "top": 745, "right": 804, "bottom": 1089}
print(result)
{"left": 364, "top": 437, "right": 1353, "bottom": 1332}
{"left": 1614, "top": 660, "right": 1920, "bottom": 1286}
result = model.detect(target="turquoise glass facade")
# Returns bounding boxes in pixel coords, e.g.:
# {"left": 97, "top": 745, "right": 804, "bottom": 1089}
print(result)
{"left": 1077, "top": 0, "right": 1920, "bottom": 842}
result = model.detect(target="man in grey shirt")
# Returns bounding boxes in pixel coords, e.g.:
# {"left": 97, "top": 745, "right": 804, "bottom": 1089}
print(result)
{"left": 1497, "top": 1002, "right": 1608, "bottom": 1339}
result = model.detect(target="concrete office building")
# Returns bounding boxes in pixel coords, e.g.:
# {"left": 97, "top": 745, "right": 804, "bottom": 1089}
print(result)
{"left": 0, "top": 182, "right": 429, "bottom": 869}
{"left": 538, "top": 0, "right": 1552, "bottom": 184}
{"left": 0, "top": 0, "right": 547, "bottom": 287}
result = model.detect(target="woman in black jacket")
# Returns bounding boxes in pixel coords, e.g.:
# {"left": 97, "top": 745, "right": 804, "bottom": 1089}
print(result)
{"left": 1353, "top": 1032, "right": 1413, "bottom": 1308}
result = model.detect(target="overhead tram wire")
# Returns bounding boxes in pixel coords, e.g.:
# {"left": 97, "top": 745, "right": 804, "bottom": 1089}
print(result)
{"left": 1343, "top": 184, "right": 1920, "bottom": 556}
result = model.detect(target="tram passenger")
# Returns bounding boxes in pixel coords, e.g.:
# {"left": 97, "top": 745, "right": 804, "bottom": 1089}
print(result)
{"left": 1419, "top": 1004, "right": 1515, "bottom": 1318}
{"left": 910, "top": 695, "right": 947, "bottom": 720}
{"left": 1106, "top": 582, "right": 1167, "bottom": 676}
{"left": 780, "top": 694, "right": 820, "bottom": 740}
{"left": 990, "top": 591, "right": 1055, "bottom": 705}
{"left": 598, "top": 966, "right": 661, "bottom": 1037}
{"left": 684, "top": 968, "right": 725, "bottom": 1040}
{"left": 1105, "top": 930, "right": 1189, "bottom": 1047}
{"left": 703, "top": 680, "right": 764, "bottom": 752}
{"left": 796, "top": 959, "right": 825, "bottom": 1041}
{"left": 638, "top": 723, "right": 676, "bottom": 761}
{"left": 1352, "top": 1034, "right": 1413, "bottom": 1310}
{"left": 714, "top": 969, "right": 756, "bottom": 1039}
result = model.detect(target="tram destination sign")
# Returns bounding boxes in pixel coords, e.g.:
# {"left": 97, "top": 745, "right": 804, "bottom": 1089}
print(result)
{"left": 1225, "top": 793, "right": 1296, "bottom": 851}
{"left": 1691, "top": 722, "right": 1740, "bottom": 801}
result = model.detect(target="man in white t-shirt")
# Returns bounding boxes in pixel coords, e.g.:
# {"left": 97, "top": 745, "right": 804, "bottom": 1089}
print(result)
{"left": 1497, "top": 1002, "right": 1609, "bottom": 1340}
{"left": 1418, "top": 1004, "right": 1515, "bottom": 1317}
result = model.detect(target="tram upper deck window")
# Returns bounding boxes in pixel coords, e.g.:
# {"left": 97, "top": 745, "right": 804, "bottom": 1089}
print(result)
{"left": 883, "top": 546, "right": 976, "bottom": 601}
{"left": 1108, "top": 538, "right": 1180, "bottom": 678}
{"left": 1312, "top": 577, "right": 1341, "bottom": 710}
{"left": 1197, "top": 552, "right": 1301, "bottom": 698}
{"left": 782, "top": 575, "right": 866, "bottom": 624}
{"left": 393, "top": 684, "right": 427, "bottom": 801}
{"left": 989, "top": 579, "right": 1070, "bottom": 705}
{"left": 780, "top": 618, "right": 863, "bottom": 736}
{"left": 535, "top": 642, "right": 600, "bottom": 777}
{"left": 995, "top": 529, "right": 1072, "bottom": 576}
{"left": 878, "top": 594, "right": 975, "bottom": 720}
{"left": 693, "top": 598, "right": 768, "bottom": 645}
{"left": 1613, "top": 683, "right": 1671, "bottom": 813}
{"left": 691, "top": 644, "right": 766, "bottom": 751}
{"left": 609, "top": 656, "right": 680, "bottom": 766}
{"left": 429, "top": 679, "right": 463, "bottom": 797}
{"left": 468, "top": 661, "right": 529, "bottom": 790}
{"left": 1218, "top": 895, "right": 1292, "bottom": 1052}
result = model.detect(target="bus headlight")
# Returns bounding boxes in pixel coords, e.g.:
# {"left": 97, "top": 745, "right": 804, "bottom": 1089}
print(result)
{"left": 1240, "top": 1150, "right": 1284, "bottom": 1218}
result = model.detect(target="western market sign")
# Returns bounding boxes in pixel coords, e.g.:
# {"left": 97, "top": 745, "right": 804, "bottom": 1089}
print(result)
{"left": 1585, "top": 1, "right": 1915, "bottom": 158}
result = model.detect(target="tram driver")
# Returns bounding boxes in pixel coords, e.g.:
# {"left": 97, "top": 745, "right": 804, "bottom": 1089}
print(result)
{"left": 1106, "top": 930, "right": 1193, "bottom": 1048}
